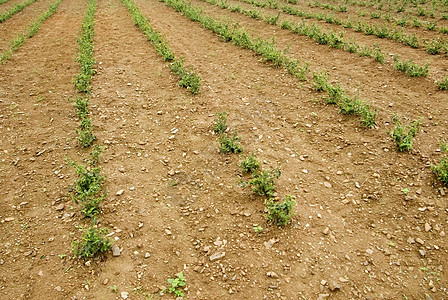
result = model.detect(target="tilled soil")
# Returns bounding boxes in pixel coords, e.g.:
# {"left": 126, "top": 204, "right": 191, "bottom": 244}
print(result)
{"left": 0, "top": 0, "right": 447, "bottom": 299}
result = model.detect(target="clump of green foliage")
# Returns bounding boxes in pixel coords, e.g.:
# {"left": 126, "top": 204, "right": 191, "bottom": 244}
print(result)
{"left": 72, "top": 226, "right": 112, "bottom": 259}
{"left": 219, "top": 131, "right": 243, "bottom": 154}
{"left": 162, "top": 272, "right": 186, "bottom": 297}
{"left": 239, "top": 153, "right": 260, "bottom": 173}
{"left": 67, "top": 148, "right": 107, "bottom": 218}
{"left": 74, "top": 0, "right": 97, "bottom": 93}
{"left": 432, "top": 158, "right": 448, "bottom": 186}
{"left": 122, "top": 0, "right": 201, "bottom": 94}
{"left": 242, "top": 169, "right": 280, "bottom": 197}
{"left": 393, "top": 56, "right": 429, "bottom": 77}
{"left": 214, "top": 112, "right": 227, "bottom": 134}
{"left": 266, "top": 195, "right": 296, "bottom": 226}
{"left": 437, "top": 76, "right": 448, "bottom": 90}
{"left": 169, "top": 59, "right": 201, "bottom": 94}
{"left": 391, "top": 116, "right": 421, "bottom": 152}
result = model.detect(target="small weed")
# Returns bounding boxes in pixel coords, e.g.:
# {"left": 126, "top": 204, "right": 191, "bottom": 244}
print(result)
{"left": 162, "top": 272, "right": 186, "bottom": 297}
{"left": 401, "top": 187, "right": 410, "bottom": 195}
{"left": 214, "top": 112, "right": 227, "bottom": 134}
{"left": 391, "top": 116, "right": 421, "bottom": 152}
{"left": 72, "top": 226, "right": 112, "bottom": 259}
{"left": 110, "top": 285, "right": 118, "bottom": 292}
{"left": 218, "top": 132, "right": 243, "bottom": 154}
{"left": 266, "top": 195, "right": 296, "bottom": 226}
{"left": 432, "top": 158, "right": 448, "bottom": 186}
{"left": 170, "top": 59, "right": 201, "bottom": 94}
{"left": 239, "top": 153, "right": 260, "bottom": 173}
{"left": 253, "top": 224, "right": 264, "bottom": 234}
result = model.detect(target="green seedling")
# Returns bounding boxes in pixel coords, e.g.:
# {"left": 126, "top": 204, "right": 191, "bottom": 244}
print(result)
{"left": 162, "top": 272, "right": 186, "bottom": 297}
{"left": 266, "top": 195, "right": 296, "bottom": 226}
{"left": 239, "top": 153, "right": 260, "bottom": 173}
{"left": 242, "top": 169, "right": 280, "bottom": 197}
{"left": 391, "top": 116, "right": 421, "bottom": 152}
{"left": 432, "top": 158, "right": 448, "bottom": 186}
{"left": 72, "top": 226, "right": 112, "bottom": 259}
{"left": 214, "top": 112, "right": 227, "bottom": 134}
{"left": 218, "top": 132, "right": 243, "bottom": 154}
{"left": 253, "top": 224, "right": 264, "bottom": 234}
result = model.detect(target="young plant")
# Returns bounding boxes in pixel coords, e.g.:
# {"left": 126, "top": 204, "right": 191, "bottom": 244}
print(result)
{"left": 214, "top": 112, "right": 227, "bottom": 134}
{"left": 218, "top": 132, "right": 243, "bottom": 154}
{"left": 437, "top": 76, "right": 448, "bottom": 90}
{"left": 67, "top": 157, "right": 107, "bottom": 218}
{"left": 72, "top": 226, "right": 112, "bottom": 259}
{"left": 253, "top": 224, "right": 264, "bottom": 234}
{"left": 243, "top": 169, "right": 280, "bottom": 197}
{"left": 393, "top": 56, "right": 429, "bottom": 77}
{"left": 312, "top": 71, "right": 329, "bottom": 92}
{"left": 266, "top": 195, "right": 296, "bottom": 226}
{"left": 432, "top": 158, "right": 448, "bottom": 186}
{"left": 162, "top": 272, "right": 186, "bottom": 297}
{"left": 239, "top": 153, "right": 260, "bottom": 173}
{"left": 391, "top": 116, "right": 421, "bottom": 152}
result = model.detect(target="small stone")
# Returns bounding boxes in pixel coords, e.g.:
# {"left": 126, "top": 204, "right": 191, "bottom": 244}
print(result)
{"left": 38, "top": 271, "right": 43, "bottom": 276}
{"left": 4, "top": 217, "right": 14, "bottom": 222}
{"left": 145, "top": 252, "right": 150, "bottom": 258}
{"left": 55, "top": 286, "right": 62, "bottom": 292}
{"left": 157, "top": 111, "right": 163, "bottom": 115}
{"left": 323, "top": 182, "right": 332, "bottom": 188}
{"left": 329, "top": 280, "right": 341, "bottom": 291}
{"left": 416, "top": 238, "right": 424, "bottom": 245}
{"left": 323, "top": 227, "right": 330, "bottom": 235}
{"left": 407, "top": 237, "right": 415, "bottom": 244}
{"left": 54, "top": 203, "right": 65, "bottom": 211}
{"left": 267, "top": 271, "right": 279, "bottom": 278}
{"left": 425, "top": 223, "right": 431, "bottom": 232}
{"left": 103, "top": 278, "right": 109, "bottom": 285}
{"left": 419, "top": 249, "right": 426, "bottom": 257}
{"left": 209, "top": 252, "right": 226, "bottom": 262}
{"left": 165, "top": 229, "right": 172, "bottom": 235}
{"left": 118, "top": 167, "right": 125, "bottom": 173}
{"left": 416, "top": 188, "right": 422, "bottom": 195}
{"left": 338, "top": 277, "right": 348, "bottom": 283}
{"left": 264, "top": 238, "right": 278, "bottom": 249}
{"left": 317, "top": 294, "right": 330, "bottom": 300}
{"left": 112, "top": 245, "right": 121, "bottom": 257}
{"left": 366, "top": 249, "right": 374, "bottom": 255}
{"left": 116, "top": 190, "right": 125, "bottom": 196}
{"left": 121, "top": 291, "right": 129, "bottom": 299}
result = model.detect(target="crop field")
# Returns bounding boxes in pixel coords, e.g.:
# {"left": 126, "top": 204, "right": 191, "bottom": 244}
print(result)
{"left": 0, "top": 0, "right": 448, "bottom": 298}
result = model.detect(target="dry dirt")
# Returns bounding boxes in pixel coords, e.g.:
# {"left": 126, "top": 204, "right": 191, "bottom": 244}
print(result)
{"left": 0, "top": 0, "right": 447, "bottom": 299}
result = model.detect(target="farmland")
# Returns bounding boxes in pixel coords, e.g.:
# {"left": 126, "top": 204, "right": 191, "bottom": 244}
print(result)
{"left": 0, "top": 0, "right": 447, "bottom": 298}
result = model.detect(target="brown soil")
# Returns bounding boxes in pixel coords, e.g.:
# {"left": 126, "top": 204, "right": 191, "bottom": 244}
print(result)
{"left": 0, "top": 0, "right": 447, "bottom": 299}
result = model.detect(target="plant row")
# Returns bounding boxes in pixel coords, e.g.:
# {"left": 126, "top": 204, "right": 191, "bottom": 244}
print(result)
{"left": 69, "top": 0, "right": 112, "bottom": 260}
{"left": 0, "top": 0, "right": 11, "bottom": 4}
{"left": 312, "top": 71, "right": 377, "bottom": 127}
{"left": 202, "top": 0, "right": 436, "bottom": 81}
{"left": 309, "top": 0, "right": 448, "bottom": 35}
{"left": 278, "top": 1, "right": 448, "bottom": 55}
{"left": 162, "top": 0, "right": 380, "bottom": 126}
{"left": 0, "top": 0, "right": 63, "bottom": 63}
{"left": 121, "top": 0, "right": 201, "bottom": 94}
{"left": 162, "top": 0, "right": 309, "bottom": 80}
{"left": 214, "top": 112, "right": 296, "bottom": 226}
{"left": 0, "top": 0, "right": 37, "bottom": 23}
